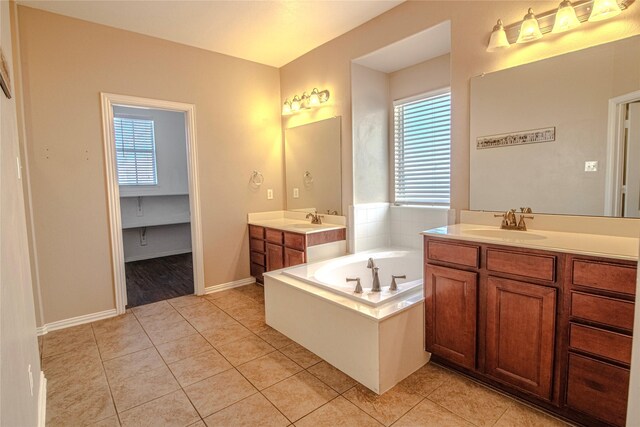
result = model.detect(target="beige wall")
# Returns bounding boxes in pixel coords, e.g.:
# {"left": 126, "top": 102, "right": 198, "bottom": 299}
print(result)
{"left": 1, "top": 1, "right": 42, "bottom": 425}
{"left": 279, "top": 1, "right": 640, "bottom": 215}
{"left": 389, "top": 54, "right": 451, "bottom": 102}
{"left": 18, "top": 6, "right": 283, "bottom": 324}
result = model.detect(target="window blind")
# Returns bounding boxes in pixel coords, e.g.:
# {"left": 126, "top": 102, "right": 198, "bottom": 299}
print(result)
{"left": 114, "top": 117, "right": 158, "bottom": 186}
{"left": 394, "top": 90, "right": 451, "bottom": 206}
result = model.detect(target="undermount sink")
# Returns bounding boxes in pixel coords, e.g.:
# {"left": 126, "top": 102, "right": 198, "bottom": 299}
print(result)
{"left": 290, "top": 223, "right": 325, "bottom": 229}
{"left": 464, "top": 228, "right": 547, "bottom": 241}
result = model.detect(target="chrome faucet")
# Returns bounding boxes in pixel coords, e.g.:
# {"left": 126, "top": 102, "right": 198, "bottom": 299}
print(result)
{"left": 305, "top": 210, "right": 323, "bottom": 224}
{"left": 366, "top": 258, "right": 375, "bottom": 269}
{"left": 495, "top": 207, "right": 534, "bottom": 231}
{"left": 390, "top": 275, "right": 406, "bottom": 292}
{"left": 371, "top": 267, "right": 381, "bottom": 293}
{"left": 346, "top": 277, "right": 363, "bottom": 294}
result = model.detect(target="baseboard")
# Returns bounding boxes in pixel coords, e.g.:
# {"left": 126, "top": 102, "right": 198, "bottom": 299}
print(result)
{"left": 204, "top": 277, "right": 255, "bottom": 294}
{"left": 36, "top": 308, "right": 118, "bottom": 336}
{"left": 124, "top": 249, "right": 192, "bottom": 263}
{"left": 37, "top": 371, "right": 46, "bottom": 427}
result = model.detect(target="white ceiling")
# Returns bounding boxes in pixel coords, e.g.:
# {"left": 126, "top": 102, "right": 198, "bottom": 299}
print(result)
{"left": 19, "top": 0, "right": 404, "bottom": 68}
{"left": 352, "top": 20, "right": 450, "bottom": 73}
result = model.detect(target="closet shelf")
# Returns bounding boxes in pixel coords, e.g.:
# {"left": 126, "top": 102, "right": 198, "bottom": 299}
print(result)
{"left": 122, "top": 215, "right": 191, "bottom": 229}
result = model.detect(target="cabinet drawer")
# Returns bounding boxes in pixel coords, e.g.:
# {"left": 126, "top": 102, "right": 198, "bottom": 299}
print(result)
{"left": 426, "top": 240, "right": 479, "bottom": 268}
{"left": 486, "top": 249, "right": 555, "bottom": 282}
{"left": 250, "top": 238, "right": 265, "bottom": 253}
{"left": 569, "top": 323, "right": 632, "bottom": 365}
{"left": 265, "top": 229, "right": 283, "bottom": 244}
{"left": 249, "top": 225, "right": 264, "bottom": 239}
{"left": 566, "top": 353, "right": 629, "bottom": 426}
{"left": 284, "top": 248, "right": 305, "bottom": 267}
{"left": 570, "top": 292, "right": 635, "bottom": 331}
{"left": 284, "top": 232, "right": 305, "bottom": 251}
{"left": 572, "top": 259, "right": 637, "bottom": 296}
{"left": 250, "top": 251, "right": 265, "bottom": 267}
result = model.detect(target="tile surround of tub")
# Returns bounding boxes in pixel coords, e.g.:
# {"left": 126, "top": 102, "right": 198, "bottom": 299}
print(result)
{"left": 390, "top": 206, "right": 452, "bottom": 249}
{"left": 352, "top": 203, "right": 391, "bottom": 252}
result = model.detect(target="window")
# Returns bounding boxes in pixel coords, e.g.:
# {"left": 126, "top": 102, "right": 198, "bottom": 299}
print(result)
{"left": 114, "top": 116, "right": 158, "bottom": 186}
{"left": 393, "top": 89, "right": 451, "bottom": 206}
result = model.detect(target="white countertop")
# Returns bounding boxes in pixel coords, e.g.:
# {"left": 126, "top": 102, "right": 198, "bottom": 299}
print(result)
{"left": 422, "top": 223, "right": 638, "bottom": 261}
{"left": 248, "top": 218, "right": 346, "bottom": 235}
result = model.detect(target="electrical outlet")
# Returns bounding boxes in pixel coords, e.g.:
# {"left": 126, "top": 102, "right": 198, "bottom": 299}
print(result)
{"left": 585, "top": 161, "right": 598, "bottom": 172}
{"left": 267, "top": 189, "right": 274, "bottom": 200}
{"left": 293, "top": 188, "right": 299, "bottom": 199}
{"left": 140, "top": 228, "right": 147, "bottom": 246}
{"left": 28, "top": 365, "right": 33, "bottom": 397}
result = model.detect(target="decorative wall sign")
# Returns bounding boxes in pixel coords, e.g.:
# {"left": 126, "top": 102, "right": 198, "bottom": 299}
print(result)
{"left": 476, "top": 127, "right": 555, "bottom": 149}
{"left": 0, "top": 49, "right": 11, "bottom": 99}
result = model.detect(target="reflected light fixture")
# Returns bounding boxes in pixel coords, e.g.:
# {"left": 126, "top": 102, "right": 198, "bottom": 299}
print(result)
{"left": 589, "top": 0, "right": 622, "bottom": 21}
{"left": 291, "top": 95, "right": 301, "bottom": 112}
{"left": 486, "top": 19, "right": 510, "bottom": 52}
{"left": 282, "top": 88, "right": 331, "bottom": 115}
{"left": 516, "top": 8, "right": 543, "bottom": 43}
{"left": 282, "top": 99, "right": 291, "bottom": 115}
{"left": 552, "top": 0, "right": 581, "bottom": 33}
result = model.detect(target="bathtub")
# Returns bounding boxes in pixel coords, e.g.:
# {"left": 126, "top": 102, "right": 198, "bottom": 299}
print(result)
{"left": 264, "top": 248, "right": 429, "bottom": 394}
{"left": 283, "top": 249, "right": 422, "bottom": 307}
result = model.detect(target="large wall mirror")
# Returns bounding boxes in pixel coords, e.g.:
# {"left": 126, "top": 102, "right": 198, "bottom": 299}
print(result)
{"left": 285, "top": 117, "right": 342, "bottom": 215}
{"left": 470, "top": 36, "right": 640, "bottom": 217}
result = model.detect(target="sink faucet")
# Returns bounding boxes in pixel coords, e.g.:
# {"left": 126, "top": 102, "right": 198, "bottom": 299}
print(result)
{"left": 305, "top": 210, "right": 323, "bottom": 224}
{"left": 371, "top": 267, "right": 381, "bottom": 292}
{"left": 494, "top": 207, "right": 534, "bottom": 231}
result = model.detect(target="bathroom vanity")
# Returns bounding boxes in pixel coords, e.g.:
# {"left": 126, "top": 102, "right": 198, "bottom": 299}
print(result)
{"left": 422, "top": 224, "right": 637, "bottom": 427}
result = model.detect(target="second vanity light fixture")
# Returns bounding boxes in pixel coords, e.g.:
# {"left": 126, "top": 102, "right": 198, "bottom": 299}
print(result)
{"left": 282, "top": 88, "right": 330, "bottom": 115}
{"left": 487, "top": 0, "right": 633, "bottom": 52}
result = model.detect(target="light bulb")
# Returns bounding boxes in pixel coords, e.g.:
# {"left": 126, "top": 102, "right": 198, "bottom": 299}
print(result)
{"left": 486, "top": 19, "right": 510, "bottom": 52}
{"left": 588, "top": 0, "right": 622, "bottom": 22}
{"left": 282, "top": 99, "right": 291, "bottom": 115}
{"left": 291, "top": 95, "right": 301, "bottom": 111}
{"left": 552, "top": 0, "right": 581, "bottom": 33}
{"left": 309, "top": 88, "right": 320, "bottom": 106}
{"left": 516, "top": 8, "right": 543, "bottom": 43}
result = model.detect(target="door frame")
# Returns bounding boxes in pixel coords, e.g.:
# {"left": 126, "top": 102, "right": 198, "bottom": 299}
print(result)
{"left": 604, "top": 90, "right": 640, "bottom": 216}
{"left": 100, "top": 93, "right": 205, "bottom": 314}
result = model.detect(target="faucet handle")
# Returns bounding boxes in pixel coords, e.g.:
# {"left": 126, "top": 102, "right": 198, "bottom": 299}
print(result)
{"left": 520, "top": 207, "right": 533, "bottom": 213}
{"left": 390, "top": 274, "right": 406, "bottom": 291}
{"left": 346, "top": 277, "right": 363, "bottom": 294}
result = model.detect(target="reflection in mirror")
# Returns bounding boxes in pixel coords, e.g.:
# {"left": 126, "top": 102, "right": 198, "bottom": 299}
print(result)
{"left": 285, "top": 117, "right": 342, "bottom": 215}
{"left": 470, "top": 36, "right": 640, "bottom": 217}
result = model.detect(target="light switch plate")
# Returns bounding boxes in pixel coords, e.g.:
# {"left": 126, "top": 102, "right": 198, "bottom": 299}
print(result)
{"left": 585, "top": 161, "right": 598, "bottom": 172}
{"left": 293, "top": 188, "right": 299, "bottom": 199}
{"left": 267, "top": 189, "right": 273, "bottom": 200}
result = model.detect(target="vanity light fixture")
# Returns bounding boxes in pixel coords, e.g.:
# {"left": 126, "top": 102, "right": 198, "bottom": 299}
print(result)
{"left": 487, "top": 0, "right": 633, "bottom": 52}
{"left": 281, "top": 88, "right": 330, "bottom": 115}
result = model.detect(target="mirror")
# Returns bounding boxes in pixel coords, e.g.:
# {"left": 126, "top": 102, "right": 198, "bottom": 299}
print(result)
{"left": 470, "top": 36, "right": 640, "bottom": 217}
{"left": 285, "top": 117, "right": 342, "bottom": 215}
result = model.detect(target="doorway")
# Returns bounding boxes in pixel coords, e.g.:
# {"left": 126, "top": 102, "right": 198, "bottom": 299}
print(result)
{"left": 101, "top": 93, "right": 204, "bottom": 314}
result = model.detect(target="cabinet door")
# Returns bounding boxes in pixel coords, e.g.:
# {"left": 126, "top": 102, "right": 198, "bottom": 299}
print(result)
{"left": 485, "top": 276, "right": 556, "bottom": 399}
{"left": 266, "top": 243, "right": 284, "bottom": 271}
{"left": 284, "top": 248, "right": 305, "bottom": 267}
{"left": 425, "top": 264, "right": 478, "bottom": 370}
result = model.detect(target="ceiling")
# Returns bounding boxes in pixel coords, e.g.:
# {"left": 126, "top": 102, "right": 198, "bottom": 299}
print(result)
{"left": 19, "top": 0, "right": 404, "bottom": 68}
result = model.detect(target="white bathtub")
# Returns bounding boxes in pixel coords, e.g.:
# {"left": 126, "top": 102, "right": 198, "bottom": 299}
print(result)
{"left": 283, "top": 249, "right": 422, "bottom": 307}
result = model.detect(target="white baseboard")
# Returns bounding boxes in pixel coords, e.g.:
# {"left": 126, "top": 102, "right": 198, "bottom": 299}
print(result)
{"left": 124, "top": 249, "right": 192, "bottom": 263}
{"left": 36, "top": 308, "right": 118, "bottom": 336}
{"left": 37, "top": 371, "right": 46, "bottom": 427}
{"left": 204, "top": 277, "right": 255, "bottom": 295}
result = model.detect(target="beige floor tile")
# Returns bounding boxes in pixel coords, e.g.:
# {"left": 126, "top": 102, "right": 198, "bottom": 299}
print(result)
{"left": 137, "top": 310, "right": 186, "bottom": 332}
{"left": 188, "top": 422, "right": 206, "bottom": 427}
{"left": 168, "top": 294, "right": 209, "bottom": 309}
{"left": 203, "top": 393, "right": 289, "bottom": 427}
{"left": 255, "top": 326, "right": 295, "bottom": 349}
{"left": 42, "top": 324, "right": 96, "bottom": 358}
{"left": 88, "top": 415, "right": 121, "bottom": 426}
{"left": 43, "top": 345, "right": 103, "bottom": 386}
{"left": 204, "top": 288, "right": 240, "bottom": 301}
{"left": 169, "top": 349, "right": 233, "bottom": 387}
{"left": 96, "top": 330, "right": 154, "bottom": 361}
{"left": 186, "top": 309, "right": 237, "bottom": 333}
{"left": 295, "top": 396, "right": 383, "bottom": 427}
{"left": 131, "top": 300, "right": 177, "bottom": 319}
{"left": 110, "top": 365, "right": 180, "bottom": 412}
{"left": 237, "top": 351, "right": 303, "bottom": 390}
{"left": 342, "top": 383, "right": 423, "bottom": 426}
{"left": 262, "top": 371, "right": 338, "bottom": 422}
{"left": 199, "top": 320, "right": 253, "bottom": 349}
{"left": 175, "top": 300, "right": 223, "bottom": 319}
{"left": 119, "top": 389, "right": 200, "bottom": 427}
{"left": 184, "top": 369, "right": 257, "bottom": 418}
{"left": 145, "top": 319, "right": 198, "bottom": 345}
{"left": 307, "top": 361, "right": 356, "bottom": 393}
{"left": 427, "top": 375, "right": 513, "bottom": 427}
{"left": 156, "top": 333, "right": 213, "bottom": 364}
{"left": 216, "top": 334, "right": 275, "bottom": 366}
{"left": 212, "top": 294, "right": 258, "bottom": 312}
{"left": 92, "top": 314, "right": 141, "bottom": 338}
{"left": 393, "top": 398, "right": 473, "bottom": 427}
{"left": 103, "top": 347, "right": 165, "bottom": 384}
{"left": 280, "top": 342, "right": 321, "bottom": 368}
{"left": 398, "top": 362, "right": 456, "bottom": 397}
{"left": 494, "top": 402, "right": 569, "bottom": 427}
{"left": 46, "top": 380, "right": 116, "bottom": 427}
{"left": 234, "top": 284, "right": 265, "bottom": 302}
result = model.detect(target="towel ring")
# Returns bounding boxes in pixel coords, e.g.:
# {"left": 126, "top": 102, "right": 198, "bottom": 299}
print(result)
{"left": 250, "top": 170, "right": 264, "bottom": 187}
{"left": 303, "top": 171, "right": 313, "bottom": 185}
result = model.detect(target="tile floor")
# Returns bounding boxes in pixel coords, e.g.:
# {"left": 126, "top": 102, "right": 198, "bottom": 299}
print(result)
{"left": 40, "top": 284, "right": 569, "bottom": 426}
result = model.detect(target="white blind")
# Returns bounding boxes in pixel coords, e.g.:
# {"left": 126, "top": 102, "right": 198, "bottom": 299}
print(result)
{"left": 394, "top": 90, "right": 451, "bottom": 206}
{"left": 114, "top": 117, "right": 158, "bottom": 186}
